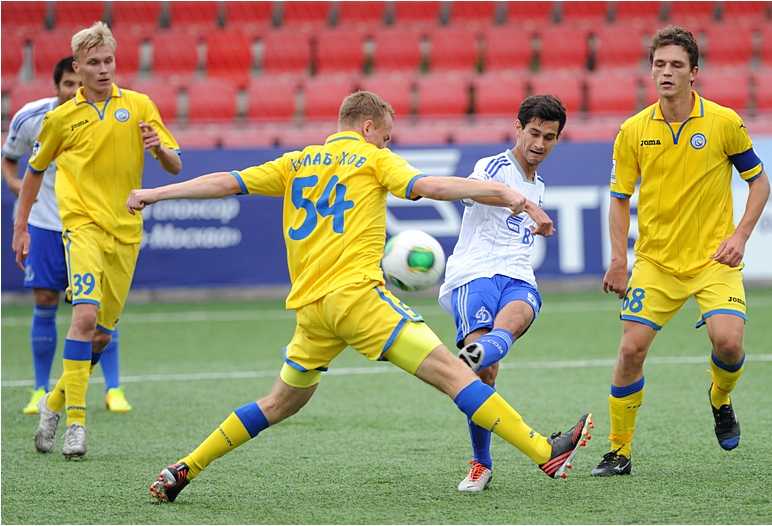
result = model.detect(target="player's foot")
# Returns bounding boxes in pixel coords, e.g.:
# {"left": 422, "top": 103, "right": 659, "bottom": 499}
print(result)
{"left": 709, "top": 385, "right": 740, "bottom": 450}
{"left": 457, "top": 460, "right": 492, "bottom": 492}
{"left": 539, "top": 413, "right": 593, "bottom": 479}
{"left": 23, "top": 387, "right": 46, "bottom": 415}
{"left": 105, "top": 387, "right": 133, "bottom": 413}
{"left": 150, "top": 463, "right": 190, "bottom": 503}
{"left": 34, "top": 393, "right": 60, "bottom": 453}
{"left": 62, "top": 424, "right": 87, "bottom": 460}
{"left": 591, "top": 450, "right": 632, "bottom": 476}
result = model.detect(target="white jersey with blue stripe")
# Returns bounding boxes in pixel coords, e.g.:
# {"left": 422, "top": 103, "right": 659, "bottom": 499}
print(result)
{"left": 438, "top": 149, "right": 545, "bottom": 312}
{"left": 2, "top": 96, "right": 62, "bottom": 231}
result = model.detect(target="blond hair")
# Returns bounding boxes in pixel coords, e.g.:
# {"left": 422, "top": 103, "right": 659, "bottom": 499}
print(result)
{"left": 71, "top": 21, "right": 116, "bottom": 57}
{"left": 338, "top": 91, "right": 395, "bottom": 127}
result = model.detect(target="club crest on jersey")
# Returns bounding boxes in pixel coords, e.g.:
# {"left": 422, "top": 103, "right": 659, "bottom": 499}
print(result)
{"left": 114, "top": 108, "right": 130, "bottom": 122}
{"left": 506, "top": 215, "right": 523, "bottom": 233}
{"left": 690, "top": 133, "right": 706, "bottom": 149}
{"left": 475, "top": 306, "right": 492, "bottom": 324}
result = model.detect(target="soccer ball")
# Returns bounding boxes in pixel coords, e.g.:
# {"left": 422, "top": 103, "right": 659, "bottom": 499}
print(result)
{"left": 382, "top": 230, "right": 446, "bottom": 291}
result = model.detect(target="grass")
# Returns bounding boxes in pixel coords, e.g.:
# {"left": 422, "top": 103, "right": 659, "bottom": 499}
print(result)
{"left": 2, "top": 288, "right": 772, "bottom": 524}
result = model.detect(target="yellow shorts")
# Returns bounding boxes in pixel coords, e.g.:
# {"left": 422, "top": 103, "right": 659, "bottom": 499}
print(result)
{"left": 63, "top": 224, "right": 140, "bottom": 333}
{"left": 621, "top": 257, "right": 746, "bottom": 331}
{"left": 280, "top": 280, "right": 443, "bottom": 388}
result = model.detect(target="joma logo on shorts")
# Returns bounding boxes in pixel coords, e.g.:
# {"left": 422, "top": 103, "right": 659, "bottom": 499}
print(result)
{"left": 640, "top": 139, "right": 662, "bottom": 146}
{"left": 728, "top": 296, "right": 746, "bottom": 306}
{"left": 70, "top": 119, "right": 89, "bottom": 131}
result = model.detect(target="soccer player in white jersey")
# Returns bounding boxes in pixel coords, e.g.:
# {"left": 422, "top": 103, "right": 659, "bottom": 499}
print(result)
{"left": 439, "top": 95, "right": 566, "bottom": 492}
{"left": 1, "top": 57, "right": 132, "bottom": 415}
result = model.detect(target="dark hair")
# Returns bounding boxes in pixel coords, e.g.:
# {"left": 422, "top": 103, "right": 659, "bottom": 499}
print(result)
{"left": 649, "top": 26, "right": 699, "bottom": 69}
{"left": 518, "top": 95, "right": 567, "bottom": 136}
{"left": 53, "top": 56, "right": 75, "bottom": 86}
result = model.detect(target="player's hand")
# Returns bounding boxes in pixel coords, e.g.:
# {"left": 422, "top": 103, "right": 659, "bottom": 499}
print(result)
{"left": 12, "top": 226, "right": 30, "bottom": 270}
{"left": 127, "top": 188, "right": 156, "bottom": 215}
{"left": 712, "top": 233, "right": 746, "bottom": 268}
{"left": 139, "top": 121, "right": 161, "bottom": 152}
{"left": 525, "top": 204, "right": 555, "bottom": 237}
{"left": 603, "top": 260, "right": 628, "bottom": 299}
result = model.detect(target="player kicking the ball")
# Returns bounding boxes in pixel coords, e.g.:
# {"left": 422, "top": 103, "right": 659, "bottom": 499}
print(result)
{"left": 439, "top": 95, "right": 567, "bottom": 492}
{"left": 128, "top": 91, "right": 591, "bottom": 503}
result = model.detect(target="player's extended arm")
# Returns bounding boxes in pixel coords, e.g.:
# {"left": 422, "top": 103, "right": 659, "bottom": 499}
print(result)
{"left": 411, "top": 176, "right": 526, "bottom": 214}
{"left": 603, "top": 196, "right": 631, "bottom": 298}
{"left": 1, "top": 156, "right": 22, "bottom": 196}
{"left": 11, "top": 168, "right": 45, "bottom": 269}
{"left": 140, "top": 121, "right": 182, "bottom": 175}
{"left": 127, "top": 171, "right": 242, "bottom": 214}
{"left": 713, "top": 170, "right": 770, "bottom": 267}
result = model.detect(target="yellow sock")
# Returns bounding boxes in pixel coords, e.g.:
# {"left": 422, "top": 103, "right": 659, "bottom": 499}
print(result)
{"left": 710, "top": 354, "right": 745, "bottom": 409}
{"left": 62, "top": 339, "right": 93, "bottom": 427}
{"left": 608, "top": 381, "right": 644, "bottom": 458}
{"left": 181, "top": 402, "right": 269, "bottom": 480}
{"left": 470, "top": 393, "right": 551, "bottom": 464}
{"left": 47, "top": 376, "right": 66, "bottom": 412}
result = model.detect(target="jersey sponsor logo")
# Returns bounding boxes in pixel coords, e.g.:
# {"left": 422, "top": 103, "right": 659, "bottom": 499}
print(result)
{"left": 640, "top": 139, "right": 662, "bottom": 146}
{"left": 475, "top": 306, "right": 492, "bottom": 324}
{"left": 690, "top": 132, "right": 707, "bottom": 150}
{"left": 70, "top": 119, "right": 89, "bottom": 131}
{"left": 114, "top": 108, "right": 130, "bottom": 122}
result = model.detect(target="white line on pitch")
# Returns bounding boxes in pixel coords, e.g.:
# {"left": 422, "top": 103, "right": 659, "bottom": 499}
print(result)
{"left": 3, "top": 354, "right": 771, "bottom": 389}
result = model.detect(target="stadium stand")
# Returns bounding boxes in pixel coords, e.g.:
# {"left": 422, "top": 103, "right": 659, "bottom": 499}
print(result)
{"left": 205, "top": 29, "right": 253, "bottom": 82}
{"left": 704, "top": 23, "right": 754, "bottom": 67}
{"left": 32, "top": 29, "right": 73, "bottom": 77}
{"left": 2, "top": 1, "right": 48, "bottom": 31}
{"left": 358, "top": 73, "right": 414, "bottom": 116}
{"left": 481, "top": 24, "right": 533, "bottom": 71}
{"left": 302, "top": 74, "right": 358, "bottom": 119}
{"left": 393, "top": 1, "right": 443, "bottom": 25}
{"left": 2, "top": 32, "right": 26, "bottom": 82}
{"left": 185, "top": 78, "right": 238, "bottom": 122}
{"left": 560, "top": 1, "right": 609, "bottom": 24}
{"left": 447, "top": 1, "right": 498, "bottom": 25}
{"left": 247, "top": 75, "right": 300, "bottom": 121}
{"left": 586, "top": 71, "right": 640, "bottom": 114}
{"left": 168, "top": 1, "right": 220, "bottom": 29}
{"left": 755, "top": 69, "right": 772, "bottom": 111}
{"left": 528, "top": 72, "right": 583, "bottom": 113}
{"left": 280, "top": 1, "right": 331, "bottom": 27}
{"left": 110, "top": 1, "right": 162, "bottom": 31}
{"left": 8, "top": 79, "right": 53, "bottom": 116}
{"left": 416, "top": 73, "right": 471, "bottom": 116}
{"left": 473, "top": 71, "right": 528, "bottom": 116}
{"left": 260, "top": 29, "right": 312, "bottom": 74}
{"left": 222, "top": 1, "right": 273, "bottom": 31}
{"left": 611, "top": 1, "right": 663, "bottom": 25}
{"left": 128, "top": 77, "right": 179, "bottom": 121}
{"left": 151, "top": 30, "right": 200, "bottom": 76}
{"left": 371, "top": 26, "right": 424, "bottom": 72}
{"left": 592, "top": 25, "right": 647, "bottom": 70}
{"left": 336, "top": 1, "right": 387, "bottom": 26}
{"left": 52, "top": 1, "right": 106, "bottom": 30}
{"left": 537, "top": 26, "right": 589, "bottom": 70}
{"left": 315, "top": 28, "right": 367, "bottom": 74}
{"left": 504, "top": 1, "right": 555, "bottom": 25}
{"left": 112, "top": 29, "right": 144, "bottom": 76}
{"left": 427, "top": 26, "right": 480, "bottom": 72}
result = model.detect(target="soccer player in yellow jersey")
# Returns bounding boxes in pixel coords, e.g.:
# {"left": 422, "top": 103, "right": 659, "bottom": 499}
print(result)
{"left": 11, "top": 21, "right": 182, "bottom": 460}
{"left": 127, "top": 91, "right": 592, "bottom": 502}
{"left": 592, "top": 26, "right": 770, "bottom": 477}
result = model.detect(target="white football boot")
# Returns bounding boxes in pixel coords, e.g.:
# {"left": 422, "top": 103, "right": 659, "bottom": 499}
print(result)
{"left": 457, "top": 461, "right": 492, "bottom": 492}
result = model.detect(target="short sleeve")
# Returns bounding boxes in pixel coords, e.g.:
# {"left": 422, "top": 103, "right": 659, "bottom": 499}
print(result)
{"left": 609, "top": 126, "right": 639, "bottom": 199}
{"left": 27, "top": 113, "right": 62, "bottom": 173}
{"left": 2, "top": 110, "right": 36, "bottom": 161}
{"left": 460, "top": 158, "right": 491, "bottom": 206}
{"left": 144, "top": 96, "right": 180, "bottom": 156}
{"left": 374, "top": 148, "right": 424, "bottom": 200}
{"left": 723, "top": 112, "right": 763, "bottom": 182}
{"left": 231, "top": 151, "right": 297, "bottom": 196}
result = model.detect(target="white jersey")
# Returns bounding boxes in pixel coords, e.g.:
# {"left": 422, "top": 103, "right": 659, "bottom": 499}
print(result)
{"left": 2, "top": 96, "right": 62, "bottom": 231}
{"left": 438, "top": 149, "right": 545, "bottom": 312}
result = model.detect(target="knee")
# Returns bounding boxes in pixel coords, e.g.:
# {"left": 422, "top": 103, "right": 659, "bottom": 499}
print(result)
{"left": 712, "top": 336, "right": 743, "bottom": 361}
{"left": 70, "top": 310, "right": 97, "bottom": 337}
{"left": 618, "top": 339, "right": 648, "bottom": 366}
{"left": 92, "top": 332, "right": 112, "bottom": 353}
{"left": 34, "top": 289, "right": 59, "bottom": 306}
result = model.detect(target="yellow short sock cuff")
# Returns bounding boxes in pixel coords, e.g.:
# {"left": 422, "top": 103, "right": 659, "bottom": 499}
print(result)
{"left": 710, "top": 353, "right": 745, "bottom": 408}
{"left": 608, "top": 378, "right": 645, "bottom": 458}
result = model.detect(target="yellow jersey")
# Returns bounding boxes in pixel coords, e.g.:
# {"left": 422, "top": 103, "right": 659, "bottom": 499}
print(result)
{"left": 233, "top": 131, "right": 424, "bottom": 309}
{"left": 29, "top": 84, "right": 179, "bottom": 244}
{"left": 610, "top": 92, "right": 763, "bottom": 276}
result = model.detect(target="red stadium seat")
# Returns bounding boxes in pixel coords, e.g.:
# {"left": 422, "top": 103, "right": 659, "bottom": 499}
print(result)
{"left": 9, "top": 79, "right": 54, "bottom": 117}
{"left": 528, "top": 73, "right": 583, "bottom": 113}
{"left": 336, "top": 1, "right": 387, "bottom": 26}
{"left": 32, "top": 30, "right": 73, "bottom": 77}
{"left": 754, "top": 70, "right": 772, "bottom": 111}
{"left": 447, "top": 1, "right": 497, "bottom": 24}
{"left": 169, "top": 1, "right": 220, "bottom": 29}
{"left": 452, "top": 118, "right": 513, "bottom": 144}
{"left": 224, "top": 1, "right": 274, "bottom": 29}
{"left": 721, "top": 1, "right": 770, "bottom": 24}
{"left": 220, "top": 125, "right": 278, "bottom": 148}
{"left": 504, "top": 1, "right": 555, "bottom": 24}
{"left": 392, "top": 1, "right": 442, "bottom": 25}
{"left": 761, "top": 25, "right": 772, "bottom": 67}
{"left": 315, "top": 29, "right": 366, "bottom": 74}
{"left": 538, "top": 27, "right": 589, "bottom": 71}
{"left": 561, "top": 1, "right": 610, "bottom": 23}
{"left": 129, "top": 78, "right": 179, "bottom": 121}
{"left": 693, "top": 68, "right": 752, "bottom": 110}
{"left": 112, "top": 30, "right": 143, "bottom": 76}
{"left": 667, "top": 1, "right": 717, "bottom": 22}
{"left": 561, "top": 116, "right": 620, "bottom": 141}
{"left": 247, "top": 75, "right": 301, "bottom": 121}
{"left": 416, "top": 73, "right": 470, "bottom": 117}
{"left": 302, "top": 75, "right": 358, "bottom": 119}
{"left": 261, "top": 29, "right": 312, "bottom": 74}
{"left": 53, "top": 1, "right": 106, "bottom": 30}
{"left": 428, "top": 26, "right": 480, "bottom": 72}
{"left": 473, "top": 72, "right": 528, "bottom": 116}
{"left": 186, "top": 79, "right": 238, "bottom": 122}
{"left": 704, "top": 23, "right": 753, "bottom": 66}
{"left": 167, "top": 124, "right": 221, "bottom": 148}
{"left": 586, "top": 71, "right": 639, "bottom": 114}
{"left": 281, "top": 1, "right": 331, "bottom": 27}
{"left": 358, "top": 73, "right": 414, "bottom": 116}
{"left": 151, "top": 30, "right": 200, "bottom": 75}
{"left": 613, "top": 1, "right": 663, "bottom": 23}
{"left": 110, "top": 1, "right": 162, "bottom": 31}
{"left": 593, "top": 26, "right": 647, "bottom": 69}
{"left": 2, "top": 32, "right": 27, "bottom": 80}
{"left": 392, "top": 120, "right": 455, "bottom": 145}
{"left": 206, "top": 30, "right": 253, "bottom": 83}
{"left": 482, "top": 25, "right": 533, "bottom": 72}
{"left": 2, "top": 1, "right": 48, "bottom": 30}
{"left": 276, "top": 121, "right": 337, "bottom": 147}
{"left": 372, "top": 27, "right": 423, "bottom": 72}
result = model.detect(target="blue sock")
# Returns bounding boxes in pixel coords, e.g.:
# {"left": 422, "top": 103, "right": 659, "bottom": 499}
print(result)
{"left": 476, "top": 329, "right": 514, "bottom": 369}
{"left": 100, "top": 330, "right": 120, "bottom": 390}
{"left": 467, "top": 417, "right": 493, "bottom": 469}
{"left": 31, "top": 305, "right": 58, "bottom": 391}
